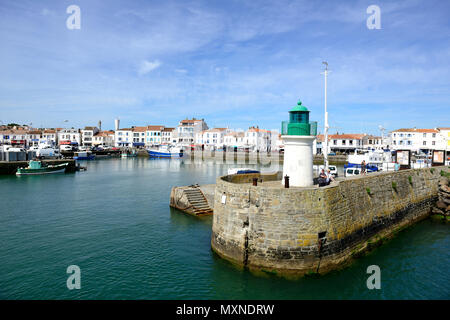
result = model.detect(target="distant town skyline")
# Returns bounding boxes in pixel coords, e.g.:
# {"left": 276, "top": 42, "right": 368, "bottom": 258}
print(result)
{"left": 1, "top": 0, "right": 449, "bottom": 135}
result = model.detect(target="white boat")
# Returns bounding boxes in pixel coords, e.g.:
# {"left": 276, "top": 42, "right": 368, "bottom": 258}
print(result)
{"left": 148, "top": 146, "right": 183, "bottom": 158}
{"left": 227, "top": 168, "right": 260, "bottom": 175}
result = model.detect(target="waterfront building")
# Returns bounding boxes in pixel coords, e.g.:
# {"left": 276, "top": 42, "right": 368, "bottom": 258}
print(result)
{"left": 362, "top": 135, "right": 383, "bottom": 150}
{"left": 81, "top": 127, "right": 99, "bottom": 147}
{"left": 175, "top": 118, "right": 209, "bottom": 146}
{"left": 437, "top": 127, "right": 450, "bottom": 153}
{"left": 0, "top": 129, "right": 27, "bottom": 147}
{"left": 223, "top": 131, "right": 246, "bottom": 150}
{"left": 115, "top": 128, "right": 133, "bottom": 147}
{"left": 131, "top": 126, "right": 147, "bottom": 148}
{"left": 389, "top": 128, "right": 446, "bottom": 153}
{"left": 161, "top": 127, "right": 175, "bottom": 145}
{"left": 92, "top": 130, "right": 115, "bottom": 147}
{"left": 26, "top": 130, "right": 42, "bottom": 147}
{"left": 42, "top": 129, "right": 58, "bottom": 146}
{"left": 196, "top": 128, "right": 229, "bottom": 149}
{"left": 145, "top": 125, "right": 165, "bottom": 147}
{"left": 245, "top": 126, "right": 272, "bottom": 152}
{"left": 328, "top": 133, "right": 365, "bottom": 153}
{"left": 57, "top": 128, "right": 81, "bottom": 147}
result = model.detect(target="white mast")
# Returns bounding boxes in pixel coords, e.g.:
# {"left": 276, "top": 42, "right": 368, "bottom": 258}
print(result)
{"left": 322, "top": 62, "right": 329, "bottom": 169}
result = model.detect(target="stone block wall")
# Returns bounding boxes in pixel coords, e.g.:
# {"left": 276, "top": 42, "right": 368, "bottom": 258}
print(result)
{"left": 211, "top": 166, "right": 447, "bottom": 275}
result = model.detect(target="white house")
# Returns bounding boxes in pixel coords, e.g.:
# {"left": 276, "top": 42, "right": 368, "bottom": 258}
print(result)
{"left": 161, "top": 127, "right": 175, "bottom": 145}
{"left": 81, "top": 127, "right": 99, "bottom": 147}
{"left": 223, "top": 131, "right": 246, "bottom": 149}
{"left": 195, "top": 128, "right": 229, "bottom": 149}
{"left": 58, "top": 128, "right": 81, "bottom": 146}
{"left": 131, "top": 126, "right": 146, "bottom": 148}
{"left": 245, "top": 126, "right": 272, "bottom": 152}
{"left": 115, "top": 128, "right": 133, "bottom": 147}
{"left": 92, "top": 130, "right": 115, "bottom": 147}
{"left": 175, "top": 118, "right": 209, "bottom": 146}
{"left": 26, "top": 130, "right": 42, "bottom": 147}
{"left": 145, "top": 125, "right": 165, "bottom": 146}
{"left": 42, "top": 129, "right": 58, "bottom": 146}
{"left": 389, "top": 128, "right": 446, "bottom": 153}
{"left": 437, "top": 127, "right": 450, "bottom": 152}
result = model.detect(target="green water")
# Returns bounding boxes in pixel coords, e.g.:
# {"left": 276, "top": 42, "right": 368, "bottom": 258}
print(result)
{"left": 0, "top": 158, "right": 448, "bottom": 299}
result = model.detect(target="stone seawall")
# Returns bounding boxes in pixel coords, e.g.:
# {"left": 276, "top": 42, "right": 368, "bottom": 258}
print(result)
{"left": 211, "top": 166, "right": 447, "bottom": 276}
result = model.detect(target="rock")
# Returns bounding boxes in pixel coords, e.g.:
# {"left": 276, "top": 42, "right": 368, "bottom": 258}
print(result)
{"left": 447, "top": 204, "right": 450, "bottom": 212}
{"left": 437, "top": 201, "right": 447, "bottom": 209}
{"left": 432, "top": 207, "right": 445, "bottom": 215}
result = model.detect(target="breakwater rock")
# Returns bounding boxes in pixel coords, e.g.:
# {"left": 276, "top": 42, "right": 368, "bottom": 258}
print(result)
{"left": 432, "top": 175, "right": 450, "bottom": 218}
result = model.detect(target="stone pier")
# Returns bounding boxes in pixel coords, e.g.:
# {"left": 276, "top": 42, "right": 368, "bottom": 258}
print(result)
{"left": 211, "top": 166, "right": 448, "bottom": 276}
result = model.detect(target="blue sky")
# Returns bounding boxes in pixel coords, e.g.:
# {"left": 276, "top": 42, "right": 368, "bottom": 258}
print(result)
{"left": 0, "top": 0, "right": 449, "bottom": 134}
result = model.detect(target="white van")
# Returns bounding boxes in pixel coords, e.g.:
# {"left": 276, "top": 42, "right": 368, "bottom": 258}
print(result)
{"left": 37, "top": 147, "right": 60, "bottom": 159}
{"left": 60, "top": 145, "right": 73, "bottom": 151}
{"left": 345, "top": 168, "right": 360, "bottom": 177}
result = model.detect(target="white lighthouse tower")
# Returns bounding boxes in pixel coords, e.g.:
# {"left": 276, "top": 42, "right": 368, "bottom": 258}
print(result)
{"left": 281, "top": 101, "right": 317, "bottom": 187}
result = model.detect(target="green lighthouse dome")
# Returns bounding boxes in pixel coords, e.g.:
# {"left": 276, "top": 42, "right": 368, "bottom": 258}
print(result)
{"left": 287, "top": 100, "right": 311, "bottom": 136}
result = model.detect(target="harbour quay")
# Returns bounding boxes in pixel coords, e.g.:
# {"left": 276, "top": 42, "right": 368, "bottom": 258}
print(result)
{"left": 210, "top": 166, "right": 448, "bottom": 277}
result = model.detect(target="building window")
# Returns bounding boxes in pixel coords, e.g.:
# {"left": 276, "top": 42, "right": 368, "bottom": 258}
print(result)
{"left": 423, "top": 133, "right": 426, "bottom": 137}
{"left": 432, "top": 141, "right": 435, "bottom": 145}
{"left": 333, "top": 140, "right": 337, "bottom": 145}
{"left": 423, "top": 141, "right": 426, "bottom": 145}
{"left": 432, "top": 133, "right": 436, "bottom": 138}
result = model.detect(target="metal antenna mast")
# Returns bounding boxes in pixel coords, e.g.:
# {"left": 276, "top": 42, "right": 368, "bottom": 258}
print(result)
{"left": 322, "top": 61, "right": 329, "bottom": 169}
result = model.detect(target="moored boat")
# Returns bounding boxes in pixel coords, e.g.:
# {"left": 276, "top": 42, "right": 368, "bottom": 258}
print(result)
{"left": 16, "top": 160, "right": 68, "bottom": 176}
{"left": 148, "top": 146, "right": 183, "bottom": 158}
{"left": 121, "top": 150, "right": 137, "bottom": 158}
{"left": 227, "top": 168, "right": 260, "bottom": 175}
{"left": 73, "top": 151, "right": 95, "bottom": 160}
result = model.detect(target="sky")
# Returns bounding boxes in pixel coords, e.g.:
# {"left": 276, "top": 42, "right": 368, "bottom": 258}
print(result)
{"left": 0, "top": 0, "right": 449, "bottom": 134}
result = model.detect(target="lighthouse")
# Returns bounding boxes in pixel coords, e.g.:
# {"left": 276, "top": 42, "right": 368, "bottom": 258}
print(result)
{"left": 281, "top": 100, "right": 317, "bottom": 187}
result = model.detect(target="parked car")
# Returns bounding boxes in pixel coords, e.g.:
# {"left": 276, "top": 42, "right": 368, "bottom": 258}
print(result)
{"left": 328, "top": 165, "right": 338, "bottom": 177}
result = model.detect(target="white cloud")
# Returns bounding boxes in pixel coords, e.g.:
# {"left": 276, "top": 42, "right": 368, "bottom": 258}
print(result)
{"left": 138, "top": 60, "right": 162, "bottom": 75}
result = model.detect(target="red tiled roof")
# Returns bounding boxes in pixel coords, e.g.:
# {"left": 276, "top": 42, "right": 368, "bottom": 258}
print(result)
{"left": 392, "top": 128, "right": 438, "bottom": 133}
{"left": 146, "top": 125, "right": 165, "bottom": 131}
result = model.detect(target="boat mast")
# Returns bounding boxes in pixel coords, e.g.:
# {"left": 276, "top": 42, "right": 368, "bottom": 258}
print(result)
{"left": 322, "top": 62, "right": 329, "bottom": 170}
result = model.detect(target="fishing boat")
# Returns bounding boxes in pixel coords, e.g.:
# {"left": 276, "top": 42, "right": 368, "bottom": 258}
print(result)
{"left": 16, "top": 160, "right": 68, "bottom": 176}
{"left": 148, "top": 146, "right": 183, "bottom": 158}
{"left": 73, "top": 151, "right": 95, "bottom": 160}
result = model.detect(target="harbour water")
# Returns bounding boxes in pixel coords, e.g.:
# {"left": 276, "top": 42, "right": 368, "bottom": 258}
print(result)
{"left": 0, "top": 158, "right": 448, "bottom": 299}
